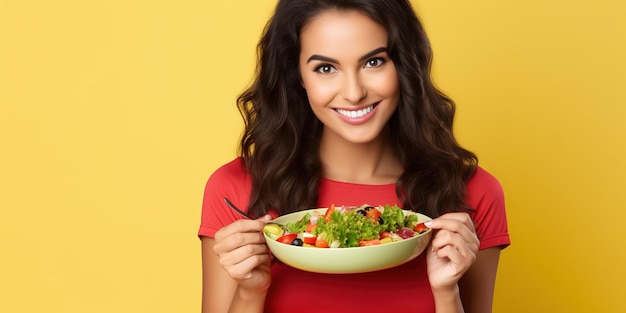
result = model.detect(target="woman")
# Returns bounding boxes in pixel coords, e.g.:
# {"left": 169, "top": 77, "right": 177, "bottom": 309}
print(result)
{"left": 199, "top": 0, "right": 510, "bottom": 312}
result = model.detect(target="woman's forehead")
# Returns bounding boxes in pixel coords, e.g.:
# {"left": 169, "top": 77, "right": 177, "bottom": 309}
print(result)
{"left": 299, "top": 10, "right": 388, "bottom": 63}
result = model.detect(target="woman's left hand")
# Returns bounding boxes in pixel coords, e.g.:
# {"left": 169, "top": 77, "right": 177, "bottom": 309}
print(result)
{"left": 425, "top": 212, "right": 480, "bottom": 291}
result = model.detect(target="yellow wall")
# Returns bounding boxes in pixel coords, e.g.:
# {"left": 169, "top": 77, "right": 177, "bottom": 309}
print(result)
{"left": 1, "top": 0, "right": 624, "bottom": 312}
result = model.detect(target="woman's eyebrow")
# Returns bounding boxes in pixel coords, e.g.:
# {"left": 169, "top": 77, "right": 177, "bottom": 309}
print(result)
{"left": 306, "top": 55, "right": 338, "bottom": 64}
{"left": 358, "top": 47, "right": 387, "bottom": 62}
{"left": 306, "top": 47, "right": 388, "bottom": 64}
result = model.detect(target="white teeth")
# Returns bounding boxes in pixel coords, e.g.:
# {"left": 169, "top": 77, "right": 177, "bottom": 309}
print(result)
{"left": 336, "top": 105, "right": 373, "bottom": 118}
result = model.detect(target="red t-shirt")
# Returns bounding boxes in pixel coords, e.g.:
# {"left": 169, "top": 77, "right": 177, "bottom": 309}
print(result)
{"left": 199, "top": 158, "right": 510, "bottom": 313}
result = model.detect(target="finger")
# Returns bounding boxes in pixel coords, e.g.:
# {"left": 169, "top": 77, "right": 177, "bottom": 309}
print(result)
{"left": 218, "top": 239, "right": 270, "bottom": 264}
{"left": 432, "top": 230, "right": 480, "bottom": 251}
{"left": 215, "top": 219, "right": 268, "bottom": 240}
{"left": 226, "top": 253, "right": 273, "bottom": 281}
{"left": 439, "top": 212, "right": 475, "bottom": 232}
{"left": 425, "top": 213, "right": 474, "bottom": 233}
{"left": 431, "top": 245, "right": 477, "bottom": 275}
{"left": 213, "top": 231, "right": 268, "bottom": 255}
{"left": 427, "top": 219, "right": 478, "bottom": 249}
{"left": 430, "top": 229, "right": 479, "bottom": 256}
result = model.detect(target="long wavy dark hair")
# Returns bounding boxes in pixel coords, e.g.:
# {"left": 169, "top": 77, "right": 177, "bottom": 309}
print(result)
{"left": 237, "top": 0, "right": 478, "bottom": 218}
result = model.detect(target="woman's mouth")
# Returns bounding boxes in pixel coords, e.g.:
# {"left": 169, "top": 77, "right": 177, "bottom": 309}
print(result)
{"left": 335, "top": 103, "right": 377, "bottom": 118}
{"left": 334, "top": 103, "right": 379, "bottom": 125}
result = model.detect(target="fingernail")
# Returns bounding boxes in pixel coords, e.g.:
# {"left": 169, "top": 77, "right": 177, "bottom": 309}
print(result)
{"left": 424, "top": 221, "right": 433, "bottom": 228}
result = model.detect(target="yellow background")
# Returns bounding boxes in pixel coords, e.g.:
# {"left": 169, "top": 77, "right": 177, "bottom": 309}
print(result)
{"left": 1, "top": 0, "right": 624, "bottom": 312}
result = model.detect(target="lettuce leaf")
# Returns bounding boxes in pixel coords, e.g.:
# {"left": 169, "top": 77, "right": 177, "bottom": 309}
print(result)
{"left": 285, "top": 212, "right": 310, "bottom": 233}
{"left": 313, "top": 210, "right": 380, "bottom": 247}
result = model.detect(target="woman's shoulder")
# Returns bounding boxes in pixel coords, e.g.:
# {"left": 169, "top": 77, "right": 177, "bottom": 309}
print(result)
{"left": 466, "top": 166, "right": 510, "bottom": 249}
{"left": 207, "top": 157, "right": 247, "bottom": 180}
{"left": 199, "top": 157, "right": 252, "bottom": 237}
{"left": 466, "top": 166, "right": 504, "bottom": 200}
{"left": 205, "top": 157, "right": 251, "bottom": 190}
{"left": 465, "top": 166, "right": 506, "bottom": 217}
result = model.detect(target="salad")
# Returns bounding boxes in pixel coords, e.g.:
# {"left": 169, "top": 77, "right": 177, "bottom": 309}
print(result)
{"left": 263, "top": 204, "right": 429, "bottom": 248}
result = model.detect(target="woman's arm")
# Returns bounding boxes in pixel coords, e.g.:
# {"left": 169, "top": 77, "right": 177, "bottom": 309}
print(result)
{"left": 201, "top": 237, "right": 239, "bottom": 313}
{"left": 201, "top": 217, "right": 272, "bottom": 313}
{"left": 426, "top": 212, "right": 503, "bottom": 313}
{"left": 459, "top": 247, "right": 501, "bottom": 313}
{"left": 429, "top": 248, "right": 501, "bottom": 313}
{"left": 425, "top": 213, "right": 481, "bottom": 313}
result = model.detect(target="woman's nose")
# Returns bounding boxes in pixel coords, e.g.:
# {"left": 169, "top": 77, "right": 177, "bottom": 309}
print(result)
{"left": 341, "top": 73, "right": 367, "bottom": 104}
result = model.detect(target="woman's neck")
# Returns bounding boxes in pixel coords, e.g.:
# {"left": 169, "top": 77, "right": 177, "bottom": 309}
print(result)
{"left": 318, "top": 128, "right": 403, "bottom": 185}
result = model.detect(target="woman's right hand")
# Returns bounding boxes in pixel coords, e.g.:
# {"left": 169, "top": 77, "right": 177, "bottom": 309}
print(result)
{"left": 212, "top": 215, "right": 273, "bottom": 292}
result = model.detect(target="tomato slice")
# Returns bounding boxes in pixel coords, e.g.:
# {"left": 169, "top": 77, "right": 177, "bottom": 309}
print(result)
{"left": 305, "top": 223, "right": 317, "bottom": 233}
{"left": 315, "top": 239, "right": 329, "bottom": 248}
{"left": 358, "top": 239, "right": 381, "bottom": 246}
{"left": 276, "top": 233, "right": 297, "bottom": 245}
{"left": 324, "top": 204, "right": 336, "bottom": 222}
{"left": 413, "top": 222, "right": 429, "bottom": 234}
{"left": 366, "top": 208, "right": 382, "bottom": 223}
{"left": 379, "top": 231, "right": 392, "bottom": 239}
{"left": 302, "top": 232, "right": 317, "bottom": 245}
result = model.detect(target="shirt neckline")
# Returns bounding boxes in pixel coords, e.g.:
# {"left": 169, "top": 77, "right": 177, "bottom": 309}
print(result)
{"left": 320, "top": 177, "right": 396, "bottom": 188}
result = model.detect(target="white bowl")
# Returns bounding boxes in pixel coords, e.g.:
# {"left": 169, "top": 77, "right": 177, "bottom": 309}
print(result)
{"left": 264, "top": 208, "right": 432, "bottom": 274}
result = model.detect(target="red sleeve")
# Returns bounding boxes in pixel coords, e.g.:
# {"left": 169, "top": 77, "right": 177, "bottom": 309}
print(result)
{"left": 198, "top": 158, "right": 253, "bottom": 238}
{"left": 466, "top": 167, "right": 511, "bottom": 250}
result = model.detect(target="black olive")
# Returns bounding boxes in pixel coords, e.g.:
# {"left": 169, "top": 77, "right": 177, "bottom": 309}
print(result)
{"left": 378, "top": 217, "right": 384, "bottom": 225}
{"left": 291, "top": 238, "right": 303, "bottom": 246}
{"left": 364, "top": 206, "right": 374, "bottom": 211}
{"left": 356, "top": 209, "right": 367, "bottom": 216}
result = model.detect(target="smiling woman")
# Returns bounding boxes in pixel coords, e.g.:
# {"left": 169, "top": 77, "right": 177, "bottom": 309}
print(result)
{"left": 198, "top": 0, "right": 509, "bottom": 312}
{"left": 299, "top": 11, "right": 399, "bottom": 144}
{"left": 3, "top": 0, "right": 624, "bottom": 312}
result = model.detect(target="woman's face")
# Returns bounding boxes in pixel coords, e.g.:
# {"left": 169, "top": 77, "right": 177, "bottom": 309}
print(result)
{"left": 299, "top": 10, "right": 399, "bottom": 145}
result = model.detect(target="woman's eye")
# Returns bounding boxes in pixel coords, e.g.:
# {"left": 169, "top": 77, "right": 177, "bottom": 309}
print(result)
{"left": 364, "top": 58, "right": 385, "bottom": 68}
{"left": 314, "top": 64, "right": 336, "bottom": 74}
